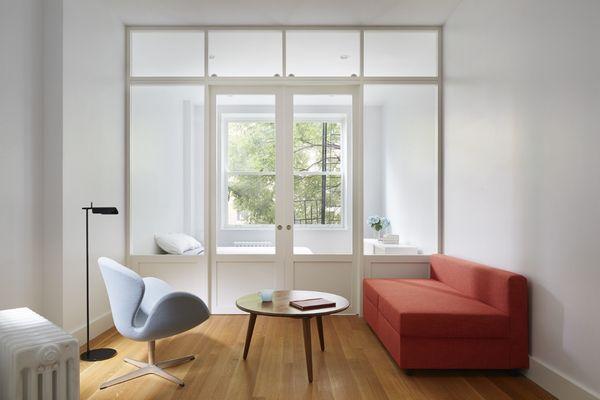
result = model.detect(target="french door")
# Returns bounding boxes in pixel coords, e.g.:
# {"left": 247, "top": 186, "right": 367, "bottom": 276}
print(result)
{"left": 210, "top": 85, "right": 358, "bottom": 313}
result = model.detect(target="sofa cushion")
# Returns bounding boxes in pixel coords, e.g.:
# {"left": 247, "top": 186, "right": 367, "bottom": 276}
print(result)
{"left": 430, "top": 254, "right": 527, "bottom": 315}
{"left": 364, "top": 279, "right": 509, "bottom": 339}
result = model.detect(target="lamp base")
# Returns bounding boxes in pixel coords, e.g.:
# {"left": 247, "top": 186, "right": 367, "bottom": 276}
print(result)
{"left": 80, "top": 348, "right": 118, "bottom": 362}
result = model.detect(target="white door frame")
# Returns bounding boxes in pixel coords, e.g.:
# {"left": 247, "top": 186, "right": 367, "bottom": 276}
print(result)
{"left": 209, "top": 84, "right": 360, "bottom": 314}
{"left": 209, "top": 86, "right": 288, "bottom": 313}
{"left": 283, "top": 86, "right": 360, "bottom": 313}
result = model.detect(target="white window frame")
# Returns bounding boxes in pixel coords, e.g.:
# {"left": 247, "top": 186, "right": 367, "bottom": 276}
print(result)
{"left": 218, "top": 110, "right": 351, "bottom": 231}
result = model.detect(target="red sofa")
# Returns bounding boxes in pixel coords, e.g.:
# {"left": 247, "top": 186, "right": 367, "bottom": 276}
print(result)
{"left": 363, "top": 254, "right": 528, "bottom": 370}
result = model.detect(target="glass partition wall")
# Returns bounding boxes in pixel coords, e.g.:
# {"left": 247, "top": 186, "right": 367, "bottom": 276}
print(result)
{"left": 127, "top": 26, "right": 441, "bottom": 313}
{"left": 363, "top": 85, "right": 438, "bottom": 255}
{"left": 130, "top": 84, "right": 205, "bottom": 255}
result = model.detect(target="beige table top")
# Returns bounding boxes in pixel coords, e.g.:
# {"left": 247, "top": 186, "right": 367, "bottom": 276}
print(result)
{"left": 236, "top": 290, "right": 349, "bottom": 317}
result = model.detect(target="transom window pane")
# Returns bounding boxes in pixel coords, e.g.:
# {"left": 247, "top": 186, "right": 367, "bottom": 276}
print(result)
{"left": 364, "top": 30, "right": 438, "bottom": 77}
{"left": 286, "top": 31, "right": 360, "bottom": 77}
{"left": 130, "top": 31, "right": 205, "bottom": 77}
{"left": 208, "top": 31, "right": 282, "bottom": 77}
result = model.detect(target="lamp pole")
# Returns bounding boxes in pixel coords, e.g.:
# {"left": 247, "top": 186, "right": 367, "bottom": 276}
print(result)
{"left": 86, "top": 204, "right": 90, "bottom": 355}
{"left": 80, "top": 202, "right": 118, "bottom": 362}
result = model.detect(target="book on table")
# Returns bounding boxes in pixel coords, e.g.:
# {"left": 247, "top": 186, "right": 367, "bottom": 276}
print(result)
{"left": 289, "top": 298, "right": 336, "bottom": 311}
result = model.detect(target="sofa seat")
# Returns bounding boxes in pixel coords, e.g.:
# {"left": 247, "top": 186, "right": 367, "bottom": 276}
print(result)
{"left": 364, "top": 279, "right": 509, "bottom": 339}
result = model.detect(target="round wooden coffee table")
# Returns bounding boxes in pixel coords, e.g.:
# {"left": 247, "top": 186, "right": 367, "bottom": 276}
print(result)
{"left": 236, "top": 290, "right": 349, "bottom": 382}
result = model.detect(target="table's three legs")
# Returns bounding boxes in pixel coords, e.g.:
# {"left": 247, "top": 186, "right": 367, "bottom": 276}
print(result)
{"left": 242, "top": 313, "right": 325, "bottom": 382}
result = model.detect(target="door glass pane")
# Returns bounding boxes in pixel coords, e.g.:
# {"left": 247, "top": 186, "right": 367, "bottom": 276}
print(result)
{"left": 227, "top": 175, "right": 275, "bottom": 225}
{"left": 130, "top": 31, "right": 205, "bottom": 77}
{"left": 208, "top": 31, "right": 282, "bottom": 77}
{"left": 364, "top": 31, "right": 438, "bottom": 77}
{"left": 286, "top": 31, "right": 360, "bottom": 77}
{"left": 294, "top": 175, "right": 342, "bottom": 225}
{"left": 293, "top": 94, "right": 352, "bottom": 254}
{"left": 363, "top": 85, "right": 438, "bottom": 255}
{"left": 130, "top": 85, "right": 205, "bottom": 255}
{"left": 217, "top": 94, "right": 277, "bottom": 254}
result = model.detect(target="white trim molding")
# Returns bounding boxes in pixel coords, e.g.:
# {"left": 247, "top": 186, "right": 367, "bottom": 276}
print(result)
{"left": 70, "top": 311, "right": 114, "bottom": 346}
{"left": 525, "top": 356, "right": 600, "bottom": 400}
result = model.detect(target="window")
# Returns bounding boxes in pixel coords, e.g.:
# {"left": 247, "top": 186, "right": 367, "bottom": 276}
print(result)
{"left": 128, "top": 26, "right": 442, "bottom": 258}
{"left": 363, "top": 30, "right": 438, "bottom": 77}
{"left": 222, "top": 116, "right": 276, "bottom": 226}
{"left": 130, "top": 31, "right": 205, "bottom": 77}
{"left": 208, "top": 30, "right": 282, "bottom": 77}
{"left": 220, "top": 112, "right": 347, "bottom": 229}
{"left": 286, "top": 30, "right": 360, "bottom": 77}
{"left": 293, "top": 118, "right": 345, "bottom": 226}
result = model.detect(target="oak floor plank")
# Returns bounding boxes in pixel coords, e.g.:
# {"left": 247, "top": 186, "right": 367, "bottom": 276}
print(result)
{"left": 80, "top": 315, "right": 556, "bottom": 400}
{"left": 465, "top": 376, "right": 515, "bottom": 400}
{"left": 490, "top": 375, "right": 558, "bottom": 400}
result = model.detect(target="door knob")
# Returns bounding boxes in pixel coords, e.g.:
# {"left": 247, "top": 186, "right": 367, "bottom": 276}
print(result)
{"left": 286, "top": 225, "right": 292, "bottom": 230}
{"left": 277, "top": 224, "right": 283, "bottom": 230}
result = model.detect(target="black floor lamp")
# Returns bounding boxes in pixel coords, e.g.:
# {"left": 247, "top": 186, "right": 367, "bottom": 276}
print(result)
{"left": 80, "top": 202, "right": 119, "bottom": 362}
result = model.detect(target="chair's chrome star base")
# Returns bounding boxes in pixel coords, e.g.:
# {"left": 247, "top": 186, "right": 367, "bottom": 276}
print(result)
{"left": 100, "top": 341, "right": 194, "bottom": 389}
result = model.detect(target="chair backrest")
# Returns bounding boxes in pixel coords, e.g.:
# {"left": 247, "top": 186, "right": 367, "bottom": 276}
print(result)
{"left": 98, "top": 257, "right": 144, "bottom": 337}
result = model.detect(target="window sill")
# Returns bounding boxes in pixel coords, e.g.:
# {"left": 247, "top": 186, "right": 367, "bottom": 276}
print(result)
{"left": 220, "top": 225, "right": 349, "bottom": 231}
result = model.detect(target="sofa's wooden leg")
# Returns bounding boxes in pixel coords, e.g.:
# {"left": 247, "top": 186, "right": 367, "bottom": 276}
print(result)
{"left": 508, "top": 369, "right": 521, "bottom": 377}
{"left": 404, "top": 369, "right": 414, "bottom": 376}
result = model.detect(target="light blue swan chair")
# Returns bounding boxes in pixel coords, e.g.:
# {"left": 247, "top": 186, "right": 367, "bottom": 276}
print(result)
{"left": 98, "top": 257, "right": 209, "bottom": 389}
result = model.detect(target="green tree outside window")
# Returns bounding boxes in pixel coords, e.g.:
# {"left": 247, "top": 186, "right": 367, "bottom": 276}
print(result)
{"left": 226, "top": 117, "right": 344, "bottom": 226}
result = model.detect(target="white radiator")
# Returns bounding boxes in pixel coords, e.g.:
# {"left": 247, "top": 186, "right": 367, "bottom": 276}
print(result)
{"left": 0, "top": 308, "right": 79, "bottom": 400}
{"left": 233, "top": 241, "right": 272, "bottom": 248}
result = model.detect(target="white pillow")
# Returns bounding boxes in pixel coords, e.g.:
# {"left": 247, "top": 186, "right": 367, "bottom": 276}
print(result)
{"left": 154, "top": 233, "right": 202, "bottom": 255}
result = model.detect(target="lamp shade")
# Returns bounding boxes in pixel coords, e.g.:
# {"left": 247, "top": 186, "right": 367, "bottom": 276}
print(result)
{"left": 91, "top": 207, "right": 118, "bottom": 215}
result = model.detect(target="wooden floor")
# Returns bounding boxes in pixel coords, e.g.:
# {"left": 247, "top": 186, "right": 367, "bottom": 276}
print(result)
{"left": 81, "top": 315, "right": 555, "bottom": 400}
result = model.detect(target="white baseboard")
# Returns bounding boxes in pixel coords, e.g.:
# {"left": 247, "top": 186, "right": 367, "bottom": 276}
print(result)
{"left": 70, "top": 311, "right": 114, "bottom": 346}
{"left": 525, "top": 356, "right": 599, "bottom": 400}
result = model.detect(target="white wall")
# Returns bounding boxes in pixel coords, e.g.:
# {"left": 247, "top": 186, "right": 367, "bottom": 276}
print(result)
{"left": 42, "top": 0, "right": 64, "bottom": 326}
{"left": 444, "top": 0, "right": 600, "bottom": 398}
{"left": 0, "top": 0, "right": 44, "bottom": 313}
{"left": 62, "top": 0, "right": 126, "bottom": 337}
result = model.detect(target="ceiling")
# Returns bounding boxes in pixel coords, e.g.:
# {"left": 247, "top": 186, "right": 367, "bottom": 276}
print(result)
{"left": 109, "top": 0, "right": 462, "bottom": 26}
